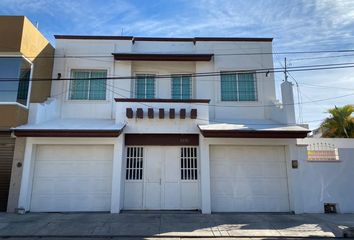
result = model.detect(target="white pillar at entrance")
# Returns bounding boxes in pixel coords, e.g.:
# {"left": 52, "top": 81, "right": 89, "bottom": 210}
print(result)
{"left": 18, "top": 138, "right": 34, "bottom": 211}
{"left": 111, "top": 135, "right": 125, "bottom": 213}
{"left": 200, "top": 136, "right": 211, "bottom": 214}
{"left": 287, "top": 142, "right": 306, "bottom": 214}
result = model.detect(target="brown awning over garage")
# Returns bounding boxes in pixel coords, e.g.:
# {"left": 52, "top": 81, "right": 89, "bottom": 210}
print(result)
{"left": 13, "top": 119, "right": 125, "bottom": 138}
{"left": 13, "top": 129, "right": 123, "bottom": 137}
{"left": 198, "top": 123, "right": 311, "bottom": 138}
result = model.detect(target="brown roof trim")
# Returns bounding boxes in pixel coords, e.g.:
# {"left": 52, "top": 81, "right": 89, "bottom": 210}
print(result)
{"left": 115, "top": 98, "right": 210, "bottom": 103}
{"left": 199, "top": 129, "right": 310, "bottom": 138}
{"left": 133, "top": 37, "right": 194, "bottom": 42}
{"left": 112, "top": 53, "right": 213, "bottom": 61}
{"left": 194, "top": 37, "right": 273, "bottom": 42}
{"left": 54, "top": 35, "right": 273, "bottom": 42}
{"left": 0, "top": 130, "right": 11, "bottom": 136}
{"left": 13, "top": 129, "right": 124, "bottom": 137}
{"left": 54, "top": 35, "right": 133, "bottom": 40}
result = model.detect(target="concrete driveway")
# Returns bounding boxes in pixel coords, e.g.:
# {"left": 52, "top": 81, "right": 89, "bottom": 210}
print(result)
{"left": 0, "top": 212, "right": 353, "bottom": 238}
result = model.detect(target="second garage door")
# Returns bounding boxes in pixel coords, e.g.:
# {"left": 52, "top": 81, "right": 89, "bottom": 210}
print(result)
{"left": 30, "top": 145, "right": 113, "bottom": 212}
{"left": 210, "top": 146, "right": 290, "bottom": 212}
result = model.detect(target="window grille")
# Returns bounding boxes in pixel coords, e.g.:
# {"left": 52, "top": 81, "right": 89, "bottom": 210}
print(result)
{"left": 69, "top": 70, "right": 107, "bottom": 100}
{"left": 171, "top": 74, "right": 192, "bottom": 99}
{"left": 126, "top": 147, "right": 143, "bottom": 180}
{"left": 307, "top": 142, "right": 339, "bottom": 161}
{"left": 181, "top": 147, "right": 198, "bottom": 180}
{"left": 135, "top": 74, "right": 155, "bottom": 99}
{"left": 220, "top": 72, "right": 257, "bottom": 101}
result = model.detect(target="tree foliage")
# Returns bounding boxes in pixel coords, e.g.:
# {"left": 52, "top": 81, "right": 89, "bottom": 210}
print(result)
{"left": 320, "top": 105, "right": 354, "bottom": 138}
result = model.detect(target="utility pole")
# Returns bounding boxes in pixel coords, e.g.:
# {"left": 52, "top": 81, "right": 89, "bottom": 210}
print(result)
{"left": 284, "top": 57, "right": 303, "bottom": 123}
{"left": 284, "top": 57, "right": 288, "bottom": 82}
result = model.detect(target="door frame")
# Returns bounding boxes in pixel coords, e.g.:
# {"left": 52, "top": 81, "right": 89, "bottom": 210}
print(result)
{"left": 123, "top": 146, "right": 201, "bottom": 210}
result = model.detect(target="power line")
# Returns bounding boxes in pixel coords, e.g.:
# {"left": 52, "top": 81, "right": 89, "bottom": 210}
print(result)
{"left": 289, "top": 53, "right": 354, "bottom": 62}
{"left": 60, "top": 80, "right": 354, "bottom": 108}
{"left": 1, "top": 62, "right": 354, "bottom": 82}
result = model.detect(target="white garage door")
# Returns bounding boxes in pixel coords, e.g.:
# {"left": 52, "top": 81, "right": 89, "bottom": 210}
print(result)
{"left": 211, "top": 146, "right": 290, "bottom": 212}
{"left": 30, "top": 145, "right": 113, "bottom": 212}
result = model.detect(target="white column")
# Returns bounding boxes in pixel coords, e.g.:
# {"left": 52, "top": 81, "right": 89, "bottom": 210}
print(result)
{"left": 18, "top": 138, "right": 34, "bottom": 211}
{"left": 110, "top": 135, "right": 125, "bottom": 213}
{"left": 200, "top": 136, "right": 211, "bottom": 214}
{"left": 286, "top": 142, "right": 306, "bottom": 214}
{"left": 281, "top": 81, "right": 296, "bottom": 124}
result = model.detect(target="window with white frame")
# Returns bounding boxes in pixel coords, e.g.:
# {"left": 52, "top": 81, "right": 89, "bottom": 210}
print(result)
{"left": 180, "top": 147, "right": 198, "bottom": 180}
{"left": 0, "top": 57, "right": 32, "bottom": 106}
{"left": 220, "top": 72, "right": 257, "bottom": 101}
{"left": 126, "top": 147, "right": 143, "bottom": 180}
{"left": 69, "top": 70, "right": 107, "bottom": 100}
{"left": 171, "top": 74, "right": 192, "bottom": 99}
{"left": 135, "top": 74, "right": 155, "bottom": 99}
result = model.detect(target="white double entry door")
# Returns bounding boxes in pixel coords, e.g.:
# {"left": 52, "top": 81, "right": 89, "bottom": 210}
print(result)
{"left": 123, "top": 146, "right": 200, "bottom": 210}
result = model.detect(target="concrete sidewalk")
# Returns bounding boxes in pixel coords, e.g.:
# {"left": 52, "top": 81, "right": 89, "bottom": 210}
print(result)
{"left": 0, "top": 212, "right": 353, "bottom": 238}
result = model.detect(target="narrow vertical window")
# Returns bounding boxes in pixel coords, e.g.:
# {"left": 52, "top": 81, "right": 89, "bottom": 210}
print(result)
{"left": 126, "top": 147, "right": 143, "bottom": 180}
{"left": 135, "top": 74, "right": 155, "bottom": 99}
{"left": 180, "top": 147, "right": 198, "bottom": 180}
{"left": 238, "top": 73, "right": 257, "bottom": 101}
{"left": 171, "top": 74, "right": 192, "bottom": 99}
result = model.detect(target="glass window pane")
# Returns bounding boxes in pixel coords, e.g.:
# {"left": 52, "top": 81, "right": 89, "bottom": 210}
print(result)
{"left": 136, "top": 75, "right": 155, "bottom": 99}
{"left": 172, "top": 75, "right": 191, "bottom": 99}
{"left": 146, "top": 76, "right": 155, "bottom": 99}
{"left": 89, "top": 71, "right": 107, "bottom": 100}
{"left": 182, "top": 76, "right": 191, "bottom": 99}
{"left": 70, "top": 71, "right": 90, "bottom": 100}
{"left": 135, "top": 76, "right": 146, "bottom": 99}
{"left": 0, "top": 57, "right": 31, "bottom": 106}
{"left": 171, "top": 76, "right": 181, "bottom": 99}
{"left": 221, "top": 73, "right": 237, "bottom": 101}
{"left": 16, "top": 59, "right": 31, "bottom": 105}
{"left": 238, "top": 73, "right": 256, "bottom": 101}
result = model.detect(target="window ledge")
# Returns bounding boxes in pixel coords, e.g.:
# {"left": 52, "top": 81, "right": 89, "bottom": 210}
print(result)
{"left": 64, "top": 100, "right": 111, "bottom": 104}
{"left": 0, "top": 102, "right": 28, "bottom": 109}
{"left": 216, "top": 100, "right": 261, "bottom": 105}
{"left": 307, "top": 160, "right": 341, "bottom": 163}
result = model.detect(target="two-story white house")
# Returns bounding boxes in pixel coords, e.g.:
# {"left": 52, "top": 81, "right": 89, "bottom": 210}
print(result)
{"left": 12, "top": 36, "right": 309, "bottom": 214}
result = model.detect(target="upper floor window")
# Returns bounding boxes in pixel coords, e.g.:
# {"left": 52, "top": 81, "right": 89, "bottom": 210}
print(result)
{"left": 69, "top": 70, "right": 107, "bottom": 100}
{"left": 220, "top": 72, "right": 257, "bottom": 101}
{"left": 135, "top": 74, "right": 155, "bottom": 99}
{"left": 171, "top": 74, "right": 192, "bottom": 99}
{"left": 0, "top": 57, "right": 31, "bottom": 106}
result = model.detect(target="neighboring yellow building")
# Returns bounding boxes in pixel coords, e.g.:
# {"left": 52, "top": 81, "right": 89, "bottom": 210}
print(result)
{"left": 0, "top": 16, "right": 54, "bottom": 211}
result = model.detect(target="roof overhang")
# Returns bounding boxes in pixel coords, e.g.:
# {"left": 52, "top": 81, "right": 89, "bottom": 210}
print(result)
{"left": 13, "top": 129, "right": 123, "bottom": 137}
{"left": 198, "top": 123, "right": 311, "bottom": 139}
{"left": 13, "top": 119, "right": 125, "bottom": 138}
{"left": 112, "top": 53, "right": 213, "bottom": 61}
{"left": 199, "top": 129, "right": 309, "bottom": 138}
{"left": 54, "top": 35, "right": 273, "bottom": 42}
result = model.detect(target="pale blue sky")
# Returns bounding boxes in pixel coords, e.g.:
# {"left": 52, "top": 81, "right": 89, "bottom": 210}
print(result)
{"left": 1, "top": 0, "right": 354, "bottom": 129}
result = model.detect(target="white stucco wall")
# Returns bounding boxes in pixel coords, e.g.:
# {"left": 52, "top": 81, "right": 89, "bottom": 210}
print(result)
{"left": 296, "top": 139, "right": 354, "bottom": 213}
{"left": 51, "top": 38, "right": 283, "bottom": 124}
